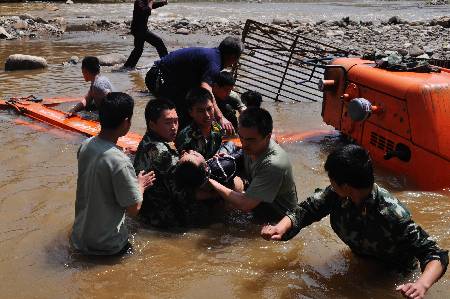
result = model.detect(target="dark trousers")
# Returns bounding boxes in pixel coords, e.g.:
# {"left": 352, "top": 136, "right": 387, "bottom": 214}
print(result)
{"left": 145, "top": 65, "right": 191, "bottom": 129}
{"left": 124, "top": 30, "right": 168, "bottom": 68}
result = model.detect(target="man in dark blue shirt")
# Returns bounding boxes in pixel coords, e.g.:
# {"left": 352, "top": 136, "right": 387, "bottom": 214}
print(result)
{"left": 123, "top": 0, "right": 168, "bottom": 69}
{"left": 145, "top": 36, "right": 244, "bottom": 132}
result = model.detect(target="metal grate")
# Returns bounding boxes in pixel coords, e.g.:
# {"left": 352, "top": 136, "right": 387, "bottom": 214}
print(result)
{"left": 235, "top": 19, "right": 351, "bottom": 103}
{"left": 429, "top": 59, "right": 450, "bottom": 69}
{"left": 370, "top": 132, "right": 395, "bottom": 152}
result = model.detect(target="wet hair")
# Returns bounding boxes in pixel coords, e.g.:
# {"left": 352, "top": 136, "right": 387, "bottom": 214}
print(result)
{"left": 81, "top": 56, "right": 100, "bottom": 74}
{"left": 238, "top": 107, "right": 273, "bottom": 137}
{"left": 324, "top": 144, "right": 374, "bottom": 189}
{"left": 241, "top": 90, "right": 262, "bottom": 108}
{"left": 99, "top": 92, "right": 134, "bottom": 129}
{"left": 145, "top": 98, "right": 176, "bottom": 124}
{"left": 185, "top": 87, "right": 213, "bottom": 110}
{"left": 214, "top": 71, "right": 236, "bottom": 87}
{"left": 218, "top": 36, "right": 244, "bottom": 59}
{"left": 174, "top": 159, "right": 209, "bottom": 191}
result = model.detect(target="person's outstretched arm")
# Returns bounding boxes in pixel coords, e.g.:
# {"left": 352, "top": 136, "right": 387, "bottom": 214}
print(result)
{"left": 394, "top": 218, "right": 448, "bottom": 299}
{"left": 67, "top": 98, "right": 88, "bottom": 116}
{"left": 261, "top": 187, "right": 335, "bottom": 241}
{"left": 208, "top": 178, "right": 261, "bottom": 211}
{"left": 396, "top": 260, "right": 444, "bottom": 299}
{"left": 261, "top": 215, "right": 293, "bottom": 240}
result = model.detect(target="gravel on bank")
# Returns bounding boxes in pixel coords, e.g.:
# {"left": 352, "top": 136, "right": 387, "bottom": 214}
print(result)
{"left": 1, "top": 13, "right": 450, "bottom": 60}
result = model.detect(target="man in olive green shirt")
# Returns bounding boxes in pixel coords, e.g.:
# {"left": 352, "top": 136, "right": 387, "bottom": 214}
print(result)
{"left": 208, "top": 107, "right": 298, "bottom": 222}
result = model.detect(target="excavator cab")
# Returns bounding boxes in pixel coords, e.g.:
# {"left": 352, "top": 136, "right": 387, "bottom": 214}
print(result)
{"left": 234, "top": 19, "right": 450, "bottom": 190}
{"left": 321, "top": 58, "right": 450, "bottom": 190}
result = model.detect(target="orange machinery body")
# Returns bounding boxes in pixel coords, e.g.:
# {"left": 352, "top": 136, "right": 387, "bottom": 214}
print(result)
{"left": 322, "top": 57, "right": 450, "bottom": 190}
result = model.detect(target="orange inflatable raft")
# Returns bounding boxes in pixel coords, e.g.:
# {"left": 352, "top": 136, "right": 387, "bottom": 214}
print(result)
{"left": 1, "top": 96, "right": 333, "bottom": 154}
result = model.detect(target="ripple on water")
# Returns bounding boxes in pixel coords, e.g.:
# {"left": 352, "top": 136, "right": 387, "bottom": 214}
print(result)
{"left": 0, "top": 2, "right": 449, "bottom": 298}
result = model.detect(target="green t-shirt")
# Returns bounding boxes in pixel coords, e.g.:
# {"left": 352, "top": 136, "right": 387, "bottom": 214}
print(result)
{"left": 71, "top": 137, "right": 142, "bottom": 255}
{"left": 244, "top": 139, "right": 298, "bottom": 220}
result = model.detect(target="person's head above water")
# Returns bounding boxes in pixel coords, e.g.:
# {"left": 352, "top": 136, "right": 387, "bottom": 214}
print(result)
{"left": 174, "top": 150, "right": 209, "bottom": 190}
{"left": 238, "top": 107, "right": 273, "bottom": 157}
{"left": 99, "top": 92, "right": 134, "bottom": 135}
{"left": 145, "top": 98, "right": 178, "bottom": 142}
{"left": 81, "top": 56, "right": 100, "bottom": 82}
{"left": 174, "top": 150, "right": 238, "bottom": 190}
{"left": 219, "top": 36, "right": 244, "bottom": 68}
{"left": 241, "top": 90, "right": 262, "bottom": 108}
{"left": 212, "top": 71, "right": 236, "bottom": 101}
{"left": 186, "top": 87, "right": 214, "bottom": 129}
{"left": 324, "top": 144, "right": 374, "bottom": 197}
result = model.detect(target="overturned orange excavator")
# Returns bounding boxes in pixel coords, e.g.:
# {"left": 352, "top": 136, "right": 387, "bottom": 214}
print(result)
{"left": 237, "top": 19, "right": 450, "bottom": 190}
{"left": 321, "top": 58, "right": 450, "bottom": 190}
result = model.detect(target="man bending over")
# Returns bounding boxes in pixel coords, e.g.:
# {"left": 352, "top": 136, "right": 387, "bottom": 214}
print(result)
{"left": 145, "top": 36, "right": 244, "bottom": 131}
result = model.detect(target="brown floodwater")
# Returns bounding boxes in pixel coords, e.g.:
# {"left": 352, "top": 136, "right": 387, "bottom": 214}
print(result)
{"left": 0, "top": 2, "right": 449, "bottom": 299}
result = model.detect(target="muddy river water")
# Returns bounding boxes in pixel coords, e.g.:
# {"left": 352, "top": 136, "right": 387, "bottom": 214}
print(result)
{"left": 0, "top": 1, "right": 449, "bottom": 298}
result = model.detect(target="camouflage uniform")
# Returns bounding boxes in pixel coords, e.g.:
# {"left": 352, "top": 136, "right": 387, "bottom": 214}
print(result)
{"left": 217, "top": 91, "right": 246, "bottom": 129}
{"left": 134, "top": 131, "right": 215, "bottom": 228}
{"left": 175, "top": 121, "right": 223, "bottom": 159}
{"left": 283, "top": 184, "right": 449, "bottom": 272}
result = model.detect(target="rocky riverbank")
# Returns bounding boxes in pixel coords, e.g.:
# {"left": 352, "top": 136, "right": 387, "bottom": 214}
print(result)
{"left": 1, "top": 13, "right": 450, "bottom": 60}
{"left": 0, "top": 14, "right": 66, "bottom": 39}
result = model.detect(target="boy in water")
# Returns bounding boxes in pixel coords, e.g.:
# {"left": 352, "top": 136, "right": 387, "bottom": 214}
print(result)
{"left": 212, "top": 71, "right": 246, "bottom": 130}
{"left": 261, "top": 144, "right": 448, "bottom": 299}
{"left": 70, "top": 92, "right": 155, "bottom": 255}
{"left": 68, "top": 56, "right": 113, "bottom": 116}
{"left": 176, "top": 87, "right": 223, "bottom": 160}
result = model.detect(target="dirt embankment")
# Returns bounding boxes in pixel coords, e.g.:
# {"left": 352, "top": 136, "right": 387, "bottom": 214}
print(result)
{"left": 1, "top": 13, "right": 450, "bottom": 60}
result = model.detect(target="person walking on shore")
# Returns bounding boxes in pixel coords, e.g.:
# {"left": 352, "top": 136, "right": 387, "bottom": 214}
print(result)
{"left": 123, "top": 0, "right": 169, "bottom": 69}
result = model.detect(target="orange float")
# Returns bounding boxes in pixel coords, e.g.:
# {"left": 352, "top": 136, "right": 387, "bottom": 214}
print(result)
{"left": 1, "top": 98, "right": 142, "bottom": 153}
{"left": 1, "top": 97, "right": 334, "bottom": 154}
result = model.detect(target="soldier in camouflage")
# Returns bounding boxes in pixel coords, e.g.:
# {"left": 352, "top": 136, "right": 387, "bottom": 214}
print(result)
{"left": 133, "top": 99, "right": 182, "bottom": 227}
{"left": 261, "top": 145, "right": 448, "bottom": 299}
{"left": 176, "top": 87, "right": 223, "bottom": 160}
{"left": 134, "top": 99, "right": 215, "bottom": 228}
